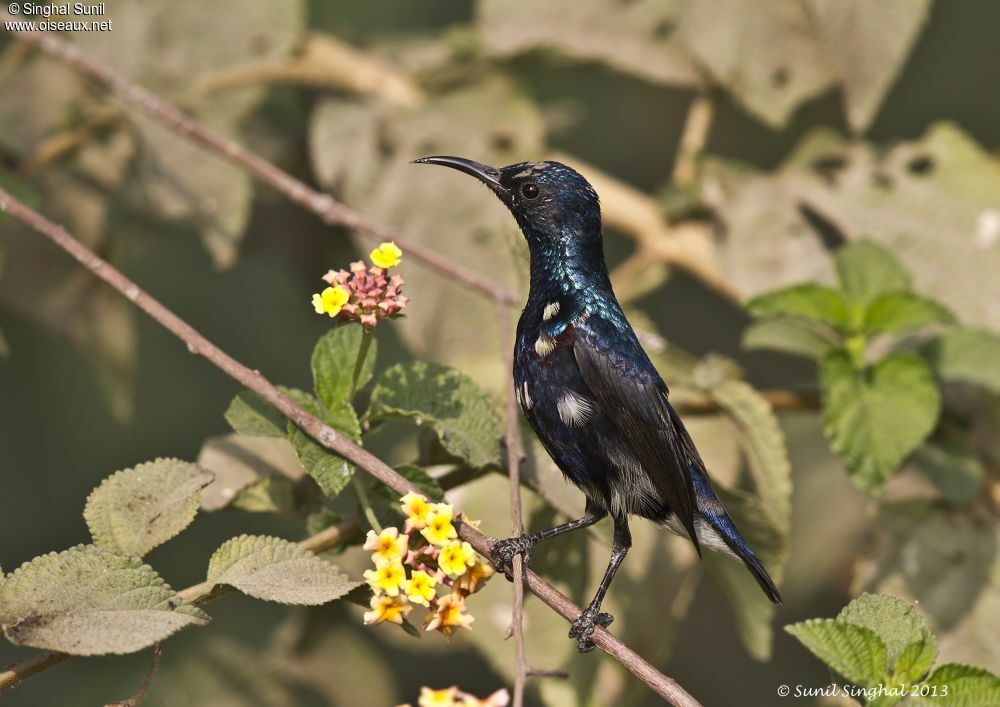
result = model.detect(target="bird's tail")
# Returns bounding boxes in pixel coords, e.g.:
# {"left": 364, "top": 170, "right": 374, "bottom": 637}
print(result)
{"left": 687, "top": 461, "right": 782, "bottom": 604}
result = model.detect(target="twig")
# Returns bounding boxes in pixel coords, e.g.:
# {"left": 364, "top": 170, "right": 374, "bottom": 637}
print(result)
{"left": 496, "top": 300, "right": 528, "bottom": 707}
{"left": 672, "top": 93, "right": 714, "bottom": 187}
{"left": 526, "top": 668, "right": 569, "bottom": 679}
{"left": 0, "top": 20, "right": 517, "bottom": 306}
{"left": 105, "top": 644, "right": 162, "bottom": 707}
{"left": 0, "top": 188, "right": 702, "bottom": 707}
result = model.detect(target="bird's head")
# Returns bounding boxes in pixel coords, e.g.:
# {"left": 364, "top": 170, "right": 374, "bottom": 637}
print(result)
{"left": 413, "top": 156, "right": 602, "bottom": 249}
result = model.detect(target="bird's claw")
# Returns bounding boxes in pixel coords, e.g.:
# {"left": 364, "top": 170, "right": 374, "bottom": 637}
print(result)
{"left": 490, "top": 535, "right": 536, "bottom": 581}
{"left": 568, "top": 605, "right": 614, "bottom": 653}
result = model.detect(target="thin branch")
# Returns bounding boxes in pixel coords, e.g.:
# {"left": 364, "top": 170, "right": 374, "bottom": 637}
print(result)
{"left": 496, "top": 300, "right": 528, "bottom": 707}
{"left": 105, "top": 644, "right": 162, "bottom": 707}
{"left": 0, "top": 20, "right": 517, "bottom": 306}
{"left": 672, "top": 93, "right": 714, "bottom": 187}
{"left": 0, "top": 187, "right": 703, "bottom": 707}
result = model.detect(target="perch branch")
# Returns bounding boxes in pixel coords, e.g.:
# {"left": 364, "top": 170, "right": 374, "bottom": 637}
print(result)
{"left": 0, "top": 187, "right": 703, "bottom": 707}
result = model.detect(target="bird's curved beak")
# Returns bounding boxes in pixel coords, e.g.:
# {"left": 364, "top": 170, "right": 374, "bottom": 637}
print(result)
{"left": 412, "top": 156, "right": 507, "bottom": 195}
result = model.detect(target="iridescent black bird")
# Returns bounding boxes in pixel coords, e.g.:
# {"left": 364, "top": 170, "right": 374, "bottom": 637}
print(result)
{"left": 414, "top": 156, "right": 781, "bottom": 652}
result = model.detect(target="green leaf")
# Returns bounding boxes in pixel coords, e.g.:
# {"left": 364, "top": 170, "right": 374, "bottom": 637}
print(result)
{"left": 206, "top": 534, "right": 361, "bottom": 605}
{"left": 741, "top": 318, "right": 837, "bottom": 359}
{"left": 925, "top": 328, "right": 1000, "bottom": 394}
{"left": 746, "top": 284, "right": 851, "bottom": 331}
{"left": 837, "top": 593, "right": 933, "bottom": 664}
{"left": 224, "top": 390, "right": 286, "bottom": 437}
{"left": 288, "top": 397, "right": 362, "bottom": 500}
{"left": 231, "top": 475, "right": 297, "bottom": 514}
{"left": 84, "top": 458, "right": 213, "bottom": 557}
{"left": 786, "top": 618, "right": 889, "bottom": 685}
{"left": 894, "top": 634, "right": 938, "bottom": 685}
{"left": 913, "top": 664, "right": 1000, "bottom": 707}
{"left": 311, "top": 325, "right": 377, "bottom": 409}
{"left": 368, "top": 362, "right": 502, "bottom": 469}
{"left": 820, "top": 351, "right": 940, "bottom": 493}
{"left": 864, "top": 292, "right": 955, "bottom": 334}
{"left": 0, "top": 545, "right": 207, "bottom": 655}
{"left": 835, "top": 240, "right": 911, "bottom": 306}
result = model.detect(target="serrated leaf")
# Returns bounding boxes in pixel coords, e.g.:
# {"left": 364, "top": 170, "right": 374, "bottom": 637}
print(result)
{"left": 926, "top": 328, "right": 1000, "bottom": 394}
{"left": 836, "top": 240, "right": 912, "bottom": 306}
{"left": 786, "top": 618, "right": 889, "bottom": 685}
{"left": 311, "top": 326, "right": 377, "bottom": 410}
{"left": 0, "top": 545, "right": 207, "bottom": 655}
{"left": 288, "top": 395, "right": 362, "bottom": 500}
{"left": 84, "top": 458, "right": 213, "bottom": 557}
{"left": 206, "top": 534, "right": 360, "bottom": 605}
{"left": 806, "top": 0, "right": 931, "bottom": 132}
{"left": 913, "top": 663, "right": 1000, "bottom": 707}
{"left": 225, "top": 390, "right": 286, "bottom": 437}
{"left": 864, "top": 292, "right": 954, "bottom": 334}
{"left": 741, "top": 318, "right": 837, "bottom": 360}
{"left": 368, "top": 362, "right": 502, "bottom": 469}
{"left": 820, "top": 351, "right": 940, "bottom": 493}
{"left": 747, "top": 284, "right": 851, "bottom": 332}
{"left": 837, "top": 593, "right": 932, "bottom": 664}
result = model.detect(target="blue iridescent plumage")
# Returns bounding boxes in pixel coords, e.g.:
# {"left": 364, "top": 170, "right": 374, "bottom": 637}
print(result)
{"left": 414, "top": 156, "right": 780, "bottom": 652}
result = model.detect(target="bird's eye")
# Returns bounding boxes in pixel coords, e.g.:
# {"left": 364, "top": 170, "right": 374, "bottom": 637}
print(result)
{"left": 520, "top": 183, "right": 540, "bottom": 200}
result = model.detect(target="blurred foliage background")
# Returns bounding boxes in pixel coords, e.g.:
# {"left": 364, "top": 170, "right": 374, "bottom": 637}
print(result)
{"left": 1, "top": 0, "right": 998, "bottom": 705}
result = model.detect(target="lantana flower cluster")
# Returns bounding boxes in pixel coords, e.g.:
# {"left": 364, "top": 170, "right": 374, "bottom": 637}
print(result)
{"left": 362, "top": 493, "right": 494, "bottom": 636}
{"left": 399, "top": 685, "right": 510, "bottom": 707}
{"left": 311, "top": 241, "right": 408, "bottom": 328}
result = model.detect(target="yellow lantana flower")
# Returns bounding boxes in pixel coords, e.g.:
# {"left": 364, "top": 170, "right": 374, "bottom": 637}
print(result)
{"left": 311, "top": 285, "right": 349, "bottom": 317}
{"left": 420, "top": 504, "right": 457, "bottom": 546}
{"left": 424, "top": 593, "right": 474, "bottom": 636}
{"left": 400, "top": 491, "right": 432, "bottom": 532}
{"left": 455, "top": 556, "right": 495, "bottom": 595}
{"left": 438, "top": 540, "right": 476, "bottom": 578}
{"left": 363, "top": 558, "right": 406, "bottom": 596}
{"left": 370, "top": 241, "right": 403, "bottom": 268}
{"left": 417, "top": 687, "right": 459, "bottom": 707}
{"left": 363, "top": 593, "right": 412, "bottom": 625}
{"left": 404, "top": 569, "right": 438, "bottom": 607}
{"left": 363, "top": 527, "right": 408, "bottom": 564}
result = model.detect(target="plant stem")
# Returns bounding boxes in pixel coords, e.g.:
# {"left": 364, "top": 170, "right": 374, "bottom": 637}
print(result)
{"left": 350, "top": 328, "right": 373, "bottom": 398}
{"left": 351, "top": 474, "right": 383, "bottom": 534}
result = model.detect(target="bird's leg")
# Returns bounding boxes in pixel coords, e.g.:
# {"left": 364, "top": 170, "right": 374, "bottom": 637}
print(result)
{"left": 490, "top": 504, "right": 606, "bottom": 579}
{"left": 569, "top": 515, "right": 631, "bottom": 653}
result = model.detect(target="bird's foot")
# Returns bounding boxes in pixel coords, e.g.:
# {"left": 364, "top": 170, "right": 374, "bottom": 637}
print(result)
{"left": 489, "top": 535, "right": 536, "bottom": 581}
{"left": 568, "top": 604, "right": 614, "bottom": 653}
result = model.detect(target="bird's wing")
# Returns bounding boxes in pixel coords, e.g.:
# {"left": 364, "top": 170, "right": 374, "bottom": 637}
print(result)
{"left": 570, "top": 326, "right": 701, "bottom": 553}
